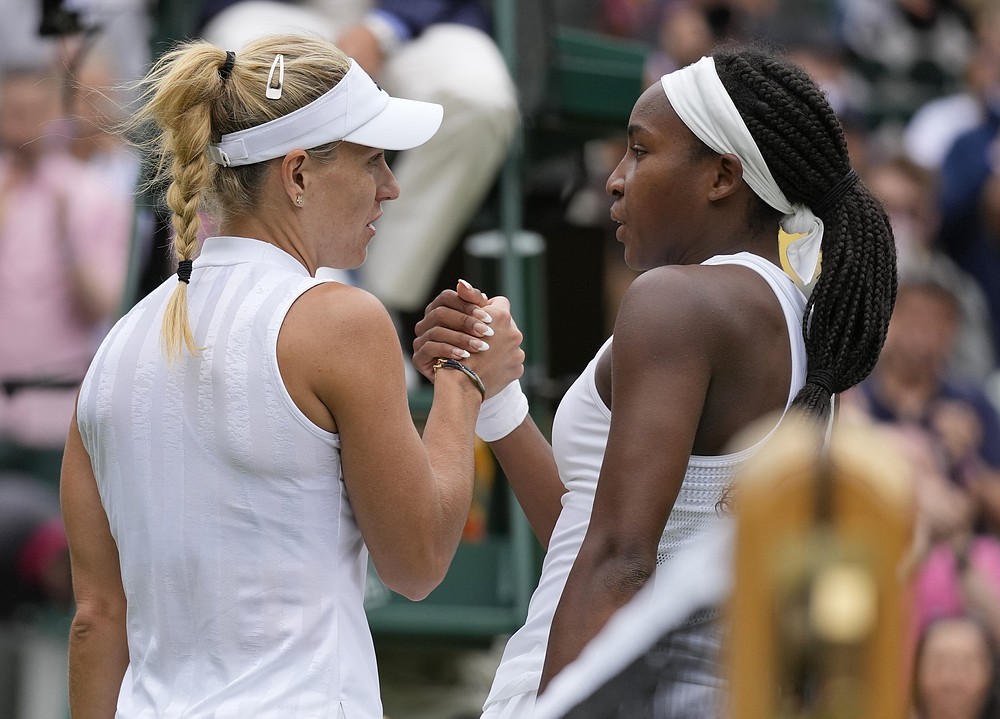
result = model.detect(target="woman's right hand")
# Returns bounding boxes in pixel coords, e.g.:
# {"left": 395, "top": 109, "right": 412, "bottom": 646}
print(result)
{"left": 413, "top": 280, "right": 525, "bottom": 399}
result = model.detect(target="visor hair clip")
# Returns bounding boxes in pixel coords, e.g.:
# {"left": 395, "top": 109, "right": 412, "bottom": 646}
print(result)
{"left": 266, "top": 53, "right": 284, "bottom": 100}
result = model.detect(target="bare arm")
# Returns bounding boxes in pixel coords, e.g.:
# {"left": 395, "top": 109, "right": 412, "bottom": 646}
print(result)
{"left": 540, "top": 269, "right": 714, "bottom": 689}
{"left": 280, "top": 284, "right": 523, "bottom": 600}
{"left": 61, "top": 414, "right": 129, "bottom": 719}
{"left": 413, "top": 282, "right": 566, "bottom": 547}
{"left": 487, "top": 420, "right": 565, "bottom": 548}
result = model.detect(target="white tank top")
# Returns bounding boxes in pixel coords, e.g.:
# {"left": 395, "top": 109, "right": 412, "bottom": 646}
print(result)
{"left": 77, "top": 237, "right": 380, "bottom": 719}
{"left": 482, "top": 252, "right": 807, "bottom": 713}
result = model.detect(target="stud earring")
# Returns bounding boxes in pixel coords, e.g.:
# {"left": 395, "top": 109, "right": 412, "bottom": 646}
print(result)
{"left": 295, "top": 194, "right": 303, "bottom": 207}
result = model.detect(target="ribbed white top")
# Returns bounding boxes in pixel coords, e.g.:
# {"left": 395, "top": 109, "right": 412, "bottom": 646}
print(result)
{"left": 78, "top": 237, "right": 381, "bottom": 719}
{"left": 483, "top": 252, "right": 807, "bottom": 713}
{"left": 656, "top": 252, "right": 808, "bottom": 565}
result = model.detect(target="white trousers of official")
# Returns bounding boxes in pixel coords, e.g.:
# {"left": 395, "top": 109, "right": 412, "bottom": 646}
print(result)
{"left": 202, "top": 1, "right": 520, "bottom": 310}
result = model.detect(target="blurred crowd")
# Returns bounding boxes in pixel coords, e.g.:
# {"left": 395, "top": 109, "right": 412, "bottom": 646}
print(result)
{"left": 2, "top": 0, "right": 1000, "bottom": 716}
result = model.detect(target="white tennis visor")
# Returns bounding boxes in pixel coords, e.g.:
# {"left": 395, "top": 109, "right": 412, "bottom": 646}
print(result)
{"left": 207, "top": 59, "right": 443, "bottom": 167}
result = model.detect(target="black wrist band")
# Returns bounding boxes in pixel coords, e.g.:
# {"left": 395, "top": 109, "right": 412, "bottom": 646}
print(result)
{"left": 432, "top": 358, "right": 486, "bottom": 400}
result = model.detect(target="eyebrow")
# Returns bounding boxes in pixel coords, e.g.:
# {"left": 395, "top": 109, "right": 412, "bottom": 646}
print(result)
{"left": 627, "top": 123, "right": 650, "bottom": 139}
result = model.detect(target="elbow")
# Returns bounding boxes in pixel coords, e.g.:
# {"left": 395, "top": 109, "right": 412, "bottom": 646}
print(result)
{"left": 393, "top": 579, "right": 438, "bottom": 603}
{"left": 380, "top": 569, "right": 444, "bottom": 602}
{"left": 71, "top": 596, "right": 126, "bottom": 640}
{"left": 374, "top": 550, "right": 452, "bottom": 602}
{"left": 608, "top": 557, "right": 654, "bottom": 598}
{"left": 583, "top": 535, "right": 656, "bottom": 599}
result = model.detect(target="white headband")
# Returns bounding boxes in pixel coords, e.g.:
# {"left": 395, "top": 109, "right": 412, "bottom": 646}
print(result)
{"left": 660, "top": 56, "right": 823, "bottom": 289}
{"left": 207, "top": 59, "right": 443, "bottom": 167}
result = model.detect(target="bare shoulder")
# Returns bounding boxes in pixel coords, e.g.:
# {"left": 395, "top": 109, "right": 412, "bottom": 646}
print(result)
{"left": 278, "top": 281, "right": 409, "bottom": 431}
{"left": 620, "top": 264, "right": 743, "bottom": 330}
{"left": 282, "top": 281, "right": 399, "bottom": 354}
{"left": 616, "top": 262, "right": 784, "bottom": 357}
{"left": 612, "top": 261, "right": 793, "bottom": 453}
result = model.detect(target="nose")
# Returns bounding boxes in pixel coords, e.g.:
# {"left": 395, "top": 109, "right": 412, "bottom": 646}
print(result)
{"left": 379, "top": 164, "right": 400, "bottom": 202}
{"left": 606, "top": 156, "right": 625, "bottom": 198}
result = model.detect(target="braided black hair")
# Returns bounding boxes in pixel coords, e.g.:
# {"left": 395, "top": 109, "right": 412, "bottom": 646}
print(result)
{"left": 713, "top": 46, "right": 897, "bottom": 423}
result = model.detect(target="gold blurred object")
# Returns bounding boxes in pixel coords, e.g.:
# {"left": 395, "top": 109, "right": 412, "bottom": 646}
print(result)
{"left": 727, "top": 414, "right": 914, "bottom": 719}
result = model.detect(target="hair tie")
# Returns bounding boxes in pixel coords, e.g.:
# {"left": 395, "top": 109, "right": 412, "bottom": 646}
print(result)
{"left": 219, "top": 51, "right": 236, "bottom": 82}
{"left": 806, "top": 369, "right": 837, "bottom": 395}
{"left": 177, "top": 259, "right": 194, "bottom": 284}
{"left": 813, "top": 170, "right": 859, "bottom": 217}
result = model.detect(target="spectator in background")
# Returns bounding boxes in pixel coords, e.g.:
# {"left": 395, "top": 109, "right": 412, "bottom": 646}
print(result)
{"left": 904, "top": 5, "right": 1000, "bottom": 172}
{"left": 192, "top": 0, "right": 518, "bottom": 314}
{"left": 0, "top": 63, "right": 132, "bottom": 486}
{"left": 0, "top": 0, "right": 150, "bottom": 85}
{"left": 912, "top": 616, "right": 1000, "bottom": 719}
{"left": 936, "top": 43, "right": 1000, "bottom": 367}
{"left": 836, "top": 0, "right": 976, "bottom": 132}
{"left": 641, "top": 3, "right": 715, "bottom": 84}
{"left": 67, "top": 47, "right": 143, "bottom": 197}
{"left": 865, "top": 156, "right": 994, "bottom": 379}
{"left": 876, "top": 423, "right": 1000, "bottom": 651}
{"left": 849, "top": 272, "right": 1000, "bottom": 535}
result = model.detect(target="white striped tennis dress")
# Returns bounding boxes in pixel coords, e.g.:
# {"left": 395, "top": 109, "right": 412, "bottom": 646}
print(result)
{"left": 77, "top": 237, "right": 381, "bottom": 719}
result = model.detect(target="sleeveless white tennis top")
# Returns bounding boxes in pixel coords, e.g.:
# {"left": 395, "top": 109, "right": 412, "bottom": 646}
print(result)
{"left": 77, "top": 237, "right": 380, "bottom": 719}
{"left": 482, "top": 252, "right": 808, "bottom": 716}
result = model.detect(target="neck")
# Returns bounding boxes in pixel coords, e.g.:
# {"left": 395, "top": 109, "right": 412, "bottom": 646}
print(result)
{"left": 697, "top": 187, "right": 783, "bottom": 267}
{"left": 697, "top": 211, "right": 782, "bottom": 268}
{"left": 219, "top": 212, "right": 315, "bottom": 275}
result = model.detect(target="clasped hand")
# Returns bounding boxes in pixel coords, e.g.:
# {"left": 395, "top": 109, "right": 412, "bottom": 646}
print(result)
{"left": 412, "top": 280, "right": 525, "bottom": 400}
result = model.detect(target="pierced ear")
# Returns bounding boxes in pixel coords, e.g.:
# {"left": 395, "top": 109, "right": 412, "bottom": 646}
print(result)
{"left": 280, "top": 150, "right": 308, "bottom": 206}
{"left": 708, "top": 153, "right": 744, "bottom": 201}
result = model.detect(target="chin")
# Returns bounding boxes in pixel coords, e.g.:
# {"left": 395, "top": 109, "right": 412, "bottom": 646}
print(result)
{"left": 623, "top": 250, "right": 649, "bottom": 273}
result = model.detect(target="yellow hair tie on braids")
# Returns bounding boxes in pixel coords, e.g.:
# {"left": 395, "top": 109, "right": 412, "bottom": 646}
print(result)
{"left": 778, "top": 171, "right": 859, "bottom": 288}
{"left": 778, "top": 229, "right": 814, "bottom": 289}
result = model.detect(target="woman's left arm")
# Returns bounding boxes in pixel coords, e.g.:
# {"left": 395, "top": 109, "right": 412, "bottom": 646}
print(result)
{"left": 61, "top": 413, "right": 129, "bottom": 719}
{"left": 539, "top": 268, "right": 717, "bottom": 688}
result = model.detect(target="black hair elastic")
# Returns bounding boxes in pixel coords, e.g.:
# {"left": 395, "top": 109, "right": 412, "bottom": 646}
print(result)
{"left": 813, "top": 170, "right": 859, "bottom": 216}
{"left": 177, "top": 259, "right": 194, "bottom": 284}
{"left": 219, "top": 51, "right": 236, "bottom": 82}
{"left": 806, "top": 369, "right": 837, "bottom": 395}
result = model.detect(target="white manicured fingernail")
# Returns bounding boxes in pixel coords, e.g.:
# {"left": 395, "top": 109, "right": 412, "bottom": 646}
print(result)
{"left": 458, "top": 278, "right": 473, "bottom": 290}
{"left": 473, "top": 309, "right": 492, "bottom": 323}
{"left": 472, "top": 340, "right": 490, "bottom": 351}
{"left": 453, "top": 348, "right": 471, "bottom": 358}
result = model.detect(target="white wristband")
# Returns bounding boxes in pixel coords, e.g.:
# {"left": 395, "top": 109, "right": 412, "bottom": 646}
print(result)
{"left": 476, "top": 380, "right": 529, "bottom": 442}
